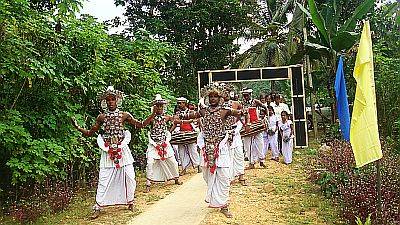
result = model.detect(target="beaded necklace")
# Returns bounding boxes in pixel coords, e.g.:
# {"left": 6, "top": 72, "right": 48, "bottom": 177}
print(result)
{"left": 150, "top": 114, "right": 167, "bottom": 144}
{"left": 102, "top": 109, "right": 124, "bottom": 168}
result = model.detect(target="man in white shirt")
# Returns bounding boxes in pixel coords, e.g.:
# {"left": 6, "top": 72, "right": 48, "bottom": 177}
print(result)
{"left": 273, "top": 94, "right": 290, "bottom": 118}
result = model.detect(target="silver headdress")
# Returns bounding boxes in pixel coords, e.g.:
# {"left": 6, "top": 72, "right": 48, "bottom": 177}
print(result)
{"left": 200, "top": 83, "right": 225, "bottom": 106}
{"left": 98, "top": 86, "right": 124, "bottom": 110}
{"left": 152, "top": 94, "right": 168, "bottom": 105}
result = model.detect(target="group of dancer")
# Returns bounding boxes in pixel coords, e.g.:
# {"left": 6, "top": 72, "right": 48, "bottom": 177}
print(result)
{"left": 71, "top": 84, "right": 294, "bottom": 219}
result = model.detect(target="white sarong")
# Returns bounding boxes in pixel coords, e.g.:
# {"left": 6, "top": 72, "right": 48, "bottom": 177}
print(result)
{"left": 197, "top": 132, "right": 231, "bottom": 208}
{"left": 229, "top": 122, "right": 245, "bottom": 179}
{"left": 178, "top": 143, "right": 200, "bottom": 170}
{"left": 96, "top": 164, "right": 136, "bottom": 207}
{"left": 146, "top": 131, "right": 180, "bottom": 182}
{"left": 243, "top": 132, "right": 265, "bottom": 164}
{"left": 95, "top": 130, "right": 136, "bottom": 207}
{"left": 203, "top": 166, "right": 230, "bottom": 208}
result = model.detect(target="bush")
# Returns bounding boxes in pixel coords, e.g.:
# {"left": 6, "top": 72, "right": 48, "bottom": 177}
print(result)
{"left": 0, "top": 0, "right": 185, "bottom": 222}
{"left": 313, "top": 140, "right": 400, "bottom": 225}
{"left": 6, "top": 180, "right": 73, "bottom": 223}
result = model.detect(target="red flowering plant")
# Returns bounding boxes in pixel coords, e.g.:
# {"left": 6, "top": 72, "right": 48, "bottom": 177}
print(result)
{"left": 312, "top": 139, "right": 400, "bottom": 225}
{"left": 156, "top": 142, "right": 168, "bottom": 160}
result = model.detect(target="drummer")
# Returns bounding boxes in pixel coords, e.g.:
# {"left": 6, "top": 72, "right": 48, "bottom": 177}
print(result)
{"left": 221, "top": 85, "right": 247, "bottom": 186}
{"left": 241, "top": 88, "right": 268, "bottom": 169}
{"left": 172, "top": 97, "right": 201, "bottom": 174}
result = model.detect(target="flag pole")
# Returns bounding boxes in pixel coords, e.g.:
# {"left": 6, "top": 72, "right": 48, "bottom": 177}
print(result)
{"left": 376, "top": 158, "right": 382, "bottom": 224}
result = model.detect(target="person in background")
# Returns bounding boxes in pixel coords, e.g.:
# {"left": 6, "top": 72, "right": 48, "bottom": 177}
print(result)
{"left": 145, "top": 94, "right": 183, "bottom": 192}
{"left": 241, "top": 88, "right": 267, "bottom": 169}
{"left": 279, "top": 110, "right": 294, "bottom": 165}
{"left": 263, "top": 106, "right": 279, "bottom": 162}
{"left": 172, "top": 97, "right": 201, "bottom": 174}
{"left": 273, "top": 94, "right": 290, "bottom": 152}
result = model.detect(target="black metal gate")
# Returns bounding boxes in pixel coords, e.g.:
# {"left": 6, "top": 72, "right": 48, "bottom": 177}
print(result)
{"left": 197, "top": 64, "right": 308, "bottom": 148}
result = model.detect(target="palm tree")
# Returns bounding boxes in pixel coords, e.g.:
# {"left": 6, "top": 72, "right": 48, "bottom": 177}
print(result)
{"left": 234, "top": 0, "right": 304, "bottom": 92}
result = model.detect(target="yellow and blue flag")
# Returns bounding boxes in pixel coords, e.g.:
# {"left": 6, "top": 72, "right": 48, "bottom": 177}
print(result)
{"left": 334, "top": 56, "right": 350, "bottom": 141}
{"left": 350, "top": 20, "right": 382, "bottom": 168}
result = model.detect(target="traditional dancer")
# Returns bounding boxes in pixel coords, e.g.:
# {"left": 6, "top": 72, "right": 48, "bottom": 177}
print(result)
{"left": 186, "top": 83, "right": 247, "bottom": 218}
{"left": 279, "top": 110, "right": 294, "bottom": 164}
{"left": 241, "top": 88, "right": 267, "bottom": 169}
{"left": 72, "top": 86, "right": 153, "bottom": 219}
{"left": 221, "top": 85, "right": 247, "bottom": 186}
{"left": 173, "top": 97, "right": 201, "bottom": 174}
{"left": 145, "top": 94, "right": 183, "bottom": 192}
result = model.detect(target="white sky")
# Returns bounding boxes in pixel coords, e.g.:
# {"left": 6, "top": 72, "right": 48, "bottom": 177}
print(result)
{"left": 79, "top": 0, "right": 126, "bottom": 34}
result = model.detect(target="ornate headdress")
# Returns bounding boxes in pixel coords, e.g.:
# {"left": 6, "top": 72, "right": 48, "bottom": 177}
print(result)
{"left": 219, "top": 83, "right": 235, "bottom": 97}
{"left": 152, "top": 94, "right": 168, "bottom": 105}
{"left": 176, "top": 97, "right": 188, "bottom": 103}
{"left": 240, "top": 87, "right": 253, "bottom": 95}
{"left": 200, "top": 83, "right": 225, "bottom": 106}
{"left": 98, "top": 86, "right": 124, "bottom": 110}
{"left": 200, "top": 83, "right": 224, "bottom": 98}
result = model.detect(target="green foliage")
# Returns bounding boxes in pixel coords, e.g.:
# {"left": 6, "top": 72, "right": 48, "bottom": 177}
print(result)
{"left": 118, "top": 0, "right": 258, "bottom": 99}
{"left": 296, "top": 0, "right": 375, "bottom": 124}
{"left": 0, "top": 0, "right": 181, "bottom": 188}
{"left": 355, "top": 214, "right": 372, "bottom": 225}
{"left": 316, "top": 172, "right": 338, "bottom": 198}
{"left": 234, "top": 0, "right": 299, "bottom": 68}
{"left": 371, "top": 1, "right": 400, "bottom": 146}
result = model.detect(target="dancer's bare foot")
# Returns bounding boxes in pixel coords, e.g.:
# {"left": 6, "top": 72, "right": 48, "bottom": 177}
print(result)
{"left": 174, "top": 179, "right": 183, "bottom": 185}
{"left": 89, "top": 210, "right": 100, "bottom": 220}
{"left": 146, "top": 185, "right": 151, "bottom": 193}
{"left": 220, "top": 207, "right": 233, "bottom": 218}
{"left": 271, "top": 157, "right": 279, "bottom": 162}
{"left": 179, "top": 169, "right": 187, "bottom": 176}
{"left": 245, "top": 163, "right": 255, "bottom": 170}
{"left": 239, "top": 179, "right": 247, "bottom": 186}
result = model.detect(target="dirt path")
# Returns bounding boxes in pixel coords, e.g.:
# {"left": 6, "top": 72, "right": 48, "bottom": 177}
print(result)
{"left": 127, "top": 145, "right": 341, "bottom": 225}
{"left": 200, "top": 148, "right": 342, "bottom": 225}
{"left": 2, "top": 144, "right": 340, "bottom": 225}
{"left": 126, "top": 173, "right": 211, "bottom": 225}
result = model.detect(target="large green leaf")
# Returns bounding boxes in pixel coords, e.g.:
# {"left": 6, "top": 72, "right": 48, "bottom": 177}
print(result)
{"left": 295, "top": 2, "right": 311, "bottom": 18}
{"left": 325, "top": 0, "right": 339, "bottom": 36}
{"left": 304, "top": 41, "right": 330, "bottom": 58}
{"left": 331, "top": 31, "right": 359, "bottom": 52}
{"left": 308, "top": 0, "right": 330, "bottom": 46}
{"left": 338, "top": 0, "right": 374, "bottom": 33}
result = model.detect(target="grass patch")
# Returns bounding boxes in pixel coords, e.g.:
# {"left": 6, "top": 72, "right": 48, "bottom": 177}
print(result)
{"left": 1, "top": 168, "right": 198, "bottom": 225}
{"left": 200, "top": 139, "right": 344, "bottom": 225}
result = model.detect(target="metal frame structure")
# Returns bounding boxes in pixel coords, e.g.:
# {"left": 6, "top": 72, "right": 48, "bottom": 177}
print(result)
{"left": 197, "top": 64, "right": 308, "bottom": 148}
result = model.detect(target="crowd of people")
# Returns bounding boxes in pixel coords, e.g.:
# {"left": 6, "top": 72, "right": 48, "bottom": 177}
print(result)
{"left": 71, "top": 84, "right": 295, "bottom": 219}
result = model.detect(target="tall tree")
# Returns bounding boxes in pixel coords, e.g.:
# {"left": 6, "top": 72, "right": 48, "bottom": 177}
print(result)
{"left": 115, "top": 0, "right": 259, "bottom": 98}
{"left": 233, "top": 0, "right": 298, "bottom": 93}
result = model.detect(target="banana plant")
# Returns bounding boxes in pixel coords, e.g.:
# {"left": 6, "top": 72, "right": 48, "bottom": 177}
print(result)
{"left": 296, "top": 0, "right": 374, "bottom": 122}
{"left": 297, "top": 0, "right": 374, "bottom": 56}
